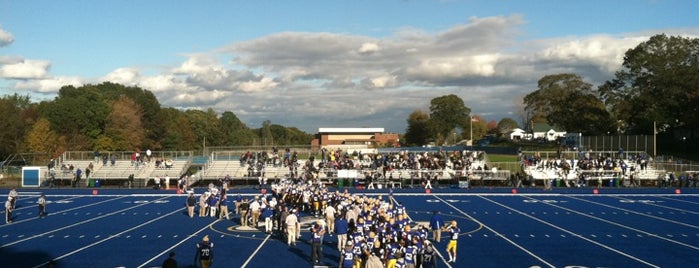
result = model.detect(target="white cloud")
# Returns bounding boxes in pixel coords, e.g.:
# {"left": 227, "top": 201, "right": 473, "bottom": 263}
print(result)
{"left": 0, "top": 26, "right": 14, "bottom": 47}
{"left": 358, "top": 42, "right": 380, "bottom": 54}
{"left": 238, "top": 77, "right": 278, "bottom": 92}
{"left": 101, "top": 67, "right": 141, "bottom": 85}
{"left": 407, "top": 54, "right": 500, "bottom": 78}
{"left": 0, "top": 59, "right": 51, "bottom": 79}
{"left": 14, "top": 76, "right": 84, "bottom": 93}
{"left": 369, "top": 75, "right": 397, "bottom": 88}
{"left": 535, "top": 35, "right": 647, "bottom": 73}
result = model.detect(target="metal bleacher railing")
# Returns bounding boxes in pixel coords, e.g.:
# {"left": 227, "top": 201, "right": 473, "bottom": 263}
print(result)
{"left": 48, "top": 151, "right": 194, "bottom": 187}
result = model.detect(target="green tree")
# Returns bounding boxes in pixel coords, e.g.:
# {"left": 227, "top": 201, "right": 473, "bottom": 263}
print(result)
{"left": 219, "top": 111, "right": 255, "bottom": 145}
{"left": 267, "top": 124, "right": 313, "bottom": 145}
{"left": 185, "top": 108, "right": 222, "bottom": 150}
{"left": 38, "top": 85, "right": 110, "bottom": 149}
{"left": 161, "top": 108, "right": 197, "bottom": 150}
{"left": 404, "top": 109, "right": 431, "bottom": 146}
{"left": 428, "top": 95, "right": 471, "bottom": 145}
{"left": 0, "top": 94, "right": 32, "bottom": 157}
{"left": 600, "top": 34, "right": 699, "bottom": 134}
{"left": 524, "top": 73, "right": 613, "bottom": 135}
{"left": 497, "top": 117, "right": 520, "bottom": 135}
{"left": 260, "top": 120, "right": 274, "bottom": 146}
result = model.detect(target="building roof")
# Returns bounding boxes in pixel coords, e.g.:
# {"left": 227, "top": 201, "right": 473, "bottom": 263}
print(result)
{"left": 317, "top": 128, "right": 385, "bottom": 133}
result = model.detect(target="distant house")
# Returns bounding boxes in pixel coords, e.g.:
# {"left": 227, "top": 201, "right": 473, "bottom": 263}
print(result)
{"left": 532, "top": 123, "right": 566, "bottom": 141}
{"left": 507, "top": 128, "right": 532, "bottom": 141}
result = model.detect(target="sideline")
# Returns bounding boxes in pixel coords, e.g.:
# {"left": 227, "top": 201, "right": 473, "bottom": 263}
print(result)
{"left": 433, "top": 195, "right": 556, "bottom": 268}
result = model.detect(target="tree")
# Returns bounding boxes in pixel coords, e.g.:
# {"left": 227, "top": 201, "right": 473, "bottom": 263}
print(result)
{"left": 104, "top": 96, "right": 145, "bottom": 150}
{"left": 485, "top": 120, "right": 498, "bottom": 136}
{"left": 497, "top": 118, "right": 520, "bottom": 135}
{"left": 470, "top": 115, "right": 487, "bottom": 141}
{"left": 25, "top": 118, "right": 59, "bottom": 156}
{"left": 524, "top": 73, "right": 613, "bottom": 135}
{"left": 219, "top": 111, "right": 255, "bottom": 145}
{"left": 185, "top": 108, "right": 223, "bottom": 150}
{"left": 428, "top": 95, "right": 471, "bottom": 145}
{"left": 266, "top": 124, "right": 313, "bottom": 145}
{"left": 38, "top": 85, "right": 110, "bottom": 150}
{"left": 599, "top": 34, "right": 699, "bottom": 134}
{"left": 0, "top": 95, "right": 32, "bottom": 157}
{"left": 404, "top": 109, "right": 431, "bottom": 146}
{"left": 95, "top": 82, "right": 165, "bottom": 150}
{"left": 260, "top": 120, "right": 274, "bottom": 146}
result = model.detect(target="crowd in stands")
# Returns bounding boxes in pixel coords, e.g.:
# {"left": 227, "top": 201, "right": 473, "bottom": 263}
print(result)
{"left": 519, "top": 149, "right": 683, "bottom": 187}
{"left": 234, "top": 148, "right": 489, "bottom": 187}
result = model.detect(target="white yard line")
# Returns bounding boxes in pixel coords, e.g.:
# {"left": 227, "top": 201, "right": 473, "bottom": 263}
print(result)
{"left": 522, "top": 195, "right": 699, "bottom": 251}
{"left": 390, "top": 195, "right": 453, "bottom": 268}
{"left": 32, "top": 204, "right": 183, "bottom": 268}
{"left": 566, "top": 195, "right": 699, "bottom": 229}
{"left": 1, "top": 196, "right": 166, "bottom": 248}
{"left": 656, "top": 195, "right": 699, "bottom": 205}
{"left": 240, "top": 233, "right": 272, "bottom": 268}
{"left": 0, "top": 196, "right": 126, "bottom": 229}
{"left": 481, "top": 195, "right": 661, "bottom": 267}
{"left": 433, "top": 195, "right": 557, "bottom": 268}
{"left": 137, "top": 220, "right": 222, "bottom": 268}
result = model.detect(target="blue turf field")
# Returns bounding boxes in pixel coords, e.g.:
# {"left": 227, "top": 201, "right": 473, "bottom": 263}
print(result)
{"left": 1, "top": 187, "right": 698, "bottom": 268}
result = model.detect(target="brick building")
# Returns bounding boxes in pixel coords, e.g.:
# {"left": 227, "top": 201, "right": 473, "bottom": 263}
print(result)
{"left": 311, "top": 128, "right": 399, "bottom": 150}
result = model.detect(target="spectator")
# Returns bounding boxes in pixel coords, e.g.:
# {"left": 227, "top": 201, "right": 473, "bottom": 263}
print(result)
{"left": 186, "top": 192, "right": 197, "bottom": 218}
{"left": 162, "top": 252, "right": 177, "bottom": 268}
{"left": 429, "top": 211, "right": 444, "bottom": 242}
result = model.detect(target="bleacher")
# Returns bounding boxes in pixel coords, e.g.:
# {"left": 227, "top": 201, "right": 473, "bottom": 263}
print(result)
{"left": 203, "top": 160, "right": 247, "bottom": 179}
{"left": 46, "top": 151, "right": 195, "bottom": 187}
{"left": 522, "top": 156, "right": 665, "bottom": 187}
{"left": 139, "top": 159, "right": 190, "bottom": 180}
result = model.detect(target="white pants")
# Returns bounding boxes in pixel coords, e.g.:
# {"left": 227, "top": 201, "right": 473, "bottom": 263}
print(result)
{"left": 265, "top": 217, "right": 273, "bottom": 232}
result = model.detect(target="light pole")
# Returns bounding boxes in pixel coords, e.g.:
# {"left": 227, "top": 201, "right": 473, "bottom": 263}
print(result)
{"left": 653, "top": 121, "right": 657, "bottom": 157}
{"left": 470, "top": 115, "right": 475, "bottom": 146}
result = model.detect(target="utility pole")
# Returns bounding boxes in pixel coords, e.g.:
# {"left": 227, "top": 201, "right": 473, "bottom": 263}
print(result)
{"left": 653, "top": 121, "right": 657, "bottom": 157}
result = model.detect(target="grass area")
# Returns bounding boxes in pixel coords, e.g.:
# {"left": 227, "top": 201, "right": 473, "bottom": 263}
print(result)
{"left": 487, "top": 154, "right": 519, "bottom": 162}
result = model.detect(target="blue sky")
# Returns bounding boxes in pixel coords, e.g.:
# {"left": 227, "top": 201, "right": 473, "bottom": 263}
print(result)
{"left": 1, "top": 0, "right": 698, "bottom": 133}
